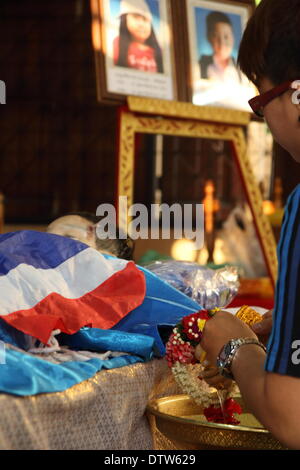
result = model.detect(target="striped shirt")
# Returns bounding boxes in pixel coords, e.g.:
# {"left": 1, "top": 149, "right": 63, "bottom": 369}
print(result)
{"left": 266, "top": 184, "right": 300, "bottom": 376}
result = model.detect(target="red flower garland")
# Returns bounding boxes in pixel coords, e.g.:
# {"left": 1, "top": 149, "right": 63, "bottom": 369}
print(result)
{"left": 204, "top": 398, "right": 242, "bottom": 425}
{"left": 165, "top": 332, "right": 196, "bottom": 368}
{"left": 181, "top": 310, "right": 210, "bottom": 342}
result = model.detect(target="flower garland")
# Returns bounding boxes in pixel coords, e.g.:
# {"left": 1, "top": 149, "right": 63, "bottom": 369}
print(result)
{"left": 166, "top": 309, "right": 240, "bottom": 425}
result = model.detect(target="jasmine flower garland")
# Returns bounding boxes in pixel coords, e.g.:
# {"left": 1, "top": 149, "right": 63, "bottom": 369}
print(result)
{"left": 166, "top": 309, "right": 238, "bottom": 412}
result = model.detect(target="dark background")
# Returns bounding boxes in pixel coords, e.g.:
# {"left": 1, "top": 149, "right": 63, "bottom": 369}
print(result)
{"left": 0, "top": 0, "right": 299, "bottom": 224}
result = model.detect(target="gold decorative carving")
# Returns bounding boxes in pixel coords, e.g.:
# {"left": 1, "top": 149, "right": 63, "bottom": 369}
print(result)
{"left": 127, "top": 96, "right": 251, "bottom": 126}
{"left": 117, "top": 106, "right": 278, "bottom": 285}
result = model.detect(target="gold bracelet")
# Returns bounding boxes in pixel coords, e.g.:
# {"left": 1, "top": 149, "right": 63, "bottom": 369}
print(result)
{"left": 236, "top": 305, "right": 263, "bottom": 327}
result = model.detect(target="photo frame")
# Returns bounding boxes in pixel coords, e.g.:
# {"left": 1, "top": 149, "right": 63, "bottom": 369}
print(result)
{"left": 116, "top": 96, "right": 278, "bottom": 286}
{"left": 184, "top": 0, "right": 256, "bottom": 111}
{"left": 90, "top": 0, "right": 179, "bottom": 104}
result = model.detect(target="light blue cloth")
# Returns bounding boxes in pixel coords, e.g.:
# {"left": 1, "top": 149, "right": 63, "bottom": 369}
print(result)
{"left": 0, "top": 348, "right": 145, "bottom": 396}
{"left": 60, "top": 327, "right": 156, "bottom": 361}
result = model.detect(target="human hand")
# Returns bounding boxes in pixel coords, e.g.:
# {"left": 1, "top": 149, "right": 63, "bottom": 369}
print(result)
{"left": 199, "top": 364, "right": 233, "bottom": 390}
{"left": 251, "top": 309, "right": 273, "bottom": 344}
{"left": 195, "top": 343, "right": 232, "bottom": 389}
{"left": 200, "top": 310, "right": 258, "bottom": 365}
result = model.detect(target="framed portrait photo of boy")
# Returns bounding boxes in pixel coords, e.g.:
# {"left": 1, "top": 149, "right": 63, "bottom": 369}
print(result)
{"left": 185, "top": 0, "right": 256, "bottom": 111}
{"left": 91, "top": 0, "right": 178, "bottom": 104}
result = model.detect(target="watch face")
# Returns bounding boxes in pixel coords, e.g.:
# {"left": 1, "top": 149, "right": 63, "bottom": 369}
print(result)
{"left": 217, "top": 341, "right": 234, "bottom": 370}
{"left": 217, "top": 340, "right": 240, "bottom": 380}
{"left": 218, "top": 358, "right": 226, "bottom": 368}
{"left": 225, "top": 342, "right": 234, "bottom": 356}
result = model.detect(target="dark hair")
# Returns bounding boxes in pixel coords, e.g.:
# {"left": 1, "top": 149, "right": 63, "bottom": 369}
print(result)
{"left": 57, "top": 211, "right": 135, "bottom": 261}
{"left": 206, "top": 11, "right": 232, "bottom": 42}
{"left": 117, "top": 14, "right": 164, "bottom": 73}
{"left": 238, "top": 0, "right": 300, "bottom": 86}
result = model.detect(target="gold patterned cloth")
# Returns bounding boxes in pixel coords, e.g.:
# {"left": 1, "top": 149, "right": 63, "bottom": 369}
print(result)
{"left": 0, "top": 358, "right": 179, "bottom": 450}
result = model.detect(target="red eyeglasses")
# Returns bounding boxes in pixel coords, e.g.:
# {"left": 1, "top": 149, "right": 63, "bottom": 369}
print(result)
{"left": 248, "top": 80, "right": 294, "bottom": 117}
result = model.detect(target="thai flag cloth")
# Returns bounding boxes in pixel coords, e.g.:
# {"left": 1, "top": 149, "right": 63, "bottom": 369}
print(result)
{"left": 0, "top": 230, "right": 201, "bottom": 396}
{"left": 0, "top": 230, "right": 145, "bottom": 345}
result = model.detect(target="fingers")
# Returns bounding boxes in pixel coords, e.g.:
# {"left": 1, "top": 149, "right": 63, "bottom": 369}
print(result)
{"left": 263, "top": 309, "right": 273, "bottom": 319}
{"left": 199, "top": 366, "right": 232, "bottom": 389}
{"left": 200, "top": 365, "right": 219, "bottom": 378}
{"left": 252, "top": 315, "right": 273, "bottom": 335}
{"left": 201, "top": 374, "right": 232, "bottom": 389}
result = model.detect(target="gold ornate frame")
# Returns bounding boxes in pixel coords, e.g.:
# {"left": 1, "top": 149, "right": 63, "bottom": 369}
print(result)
{"left": 117, "top": 97, "right": 278, "bottom": 285}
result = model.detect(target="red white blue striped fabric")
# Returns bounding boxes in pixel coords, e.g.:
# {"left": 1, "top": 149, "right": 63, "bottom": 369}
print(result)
{"left": 0, "top": 231, "right": 146, "bottom": 345}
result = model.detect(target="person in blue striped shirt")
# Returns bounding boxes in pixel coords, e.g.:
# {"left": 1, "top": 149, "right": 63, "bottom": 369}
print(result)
{"left": 200, "top": 0, "right": 300, "bottom": 449}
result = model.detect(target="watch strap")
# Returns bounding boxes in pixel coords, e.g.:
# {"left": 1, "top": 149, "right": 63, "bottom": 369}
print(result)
{"left": 217, "top": 337, "right": 267, "bottom": 379}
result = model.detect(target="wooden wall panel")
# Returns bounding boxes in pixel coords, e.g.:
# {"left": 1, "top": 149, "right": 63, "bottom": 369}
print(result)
{"left": 0, "top": 0, "right": 118, "bottom": 224}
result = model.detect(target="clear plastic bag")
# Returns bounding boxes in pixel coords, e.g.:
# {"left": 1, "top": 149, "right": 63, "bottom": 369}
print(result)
{"left": 145, "top": 260, "right": 239, "bottom": 309}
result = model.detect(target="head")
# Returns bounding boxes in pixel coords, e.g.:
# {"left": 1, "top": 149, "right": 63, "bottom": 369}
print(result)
{"left": 206, "top": 12, "right": 234, "bottom": 61}
{"left": 125, "top": 13, "right": 151, "bottom": 42}
{"left": 117, "top": 1, "right": 163, "bottom": 73}
{"left": 238, "top": 0, "right": 300, "bottom": 162}
{"left": 47, "top": 214, "right": 97, "bottom": 249}
{"left": 120, "top": 0, "right": 152, "bottom": 43}
{"left": 47, "top": 212, "right": 134, "bottom": 260}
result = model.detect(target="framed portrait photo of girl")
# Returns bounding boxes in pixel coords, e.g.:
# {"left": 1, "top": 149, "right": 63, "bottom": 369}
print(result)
{"left": 91, "top": 0, "right": 179, "bottom": 103}
{"left": 185, "top": 0, "right": 256, "bottom": 111}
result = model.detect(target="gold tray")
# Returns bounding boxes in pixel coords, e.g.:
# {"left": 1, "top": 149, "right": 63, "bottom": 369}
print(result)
{"left": 147, "top": 394, "right": 286, "bottom": 450}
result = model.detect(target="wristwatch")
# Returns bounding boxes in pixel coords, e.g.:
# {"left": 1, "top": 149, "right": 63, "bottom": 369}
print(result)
{"left": 216, "top": 338, "right": 267, "bottom": 379}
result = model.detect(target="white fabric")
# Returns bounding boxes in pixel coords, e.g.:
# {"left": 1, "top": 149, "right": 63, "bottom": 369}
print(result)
{"left": 0, "top": 249, "right": 128, "bottom": 315}
{"left": 207, "top": 57, "right": 241, "bottom": 84}
{"left": 120, "top": 0, "right": 152, "bottom": 21}
{"left": 225, "top": 307, "right": 268, "bottom": 316}
{"left": 9, "top": 340, "right": 130, "bottom": 365}
{"left": 28, "top": 329, "right": 62, "bottom": 354}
